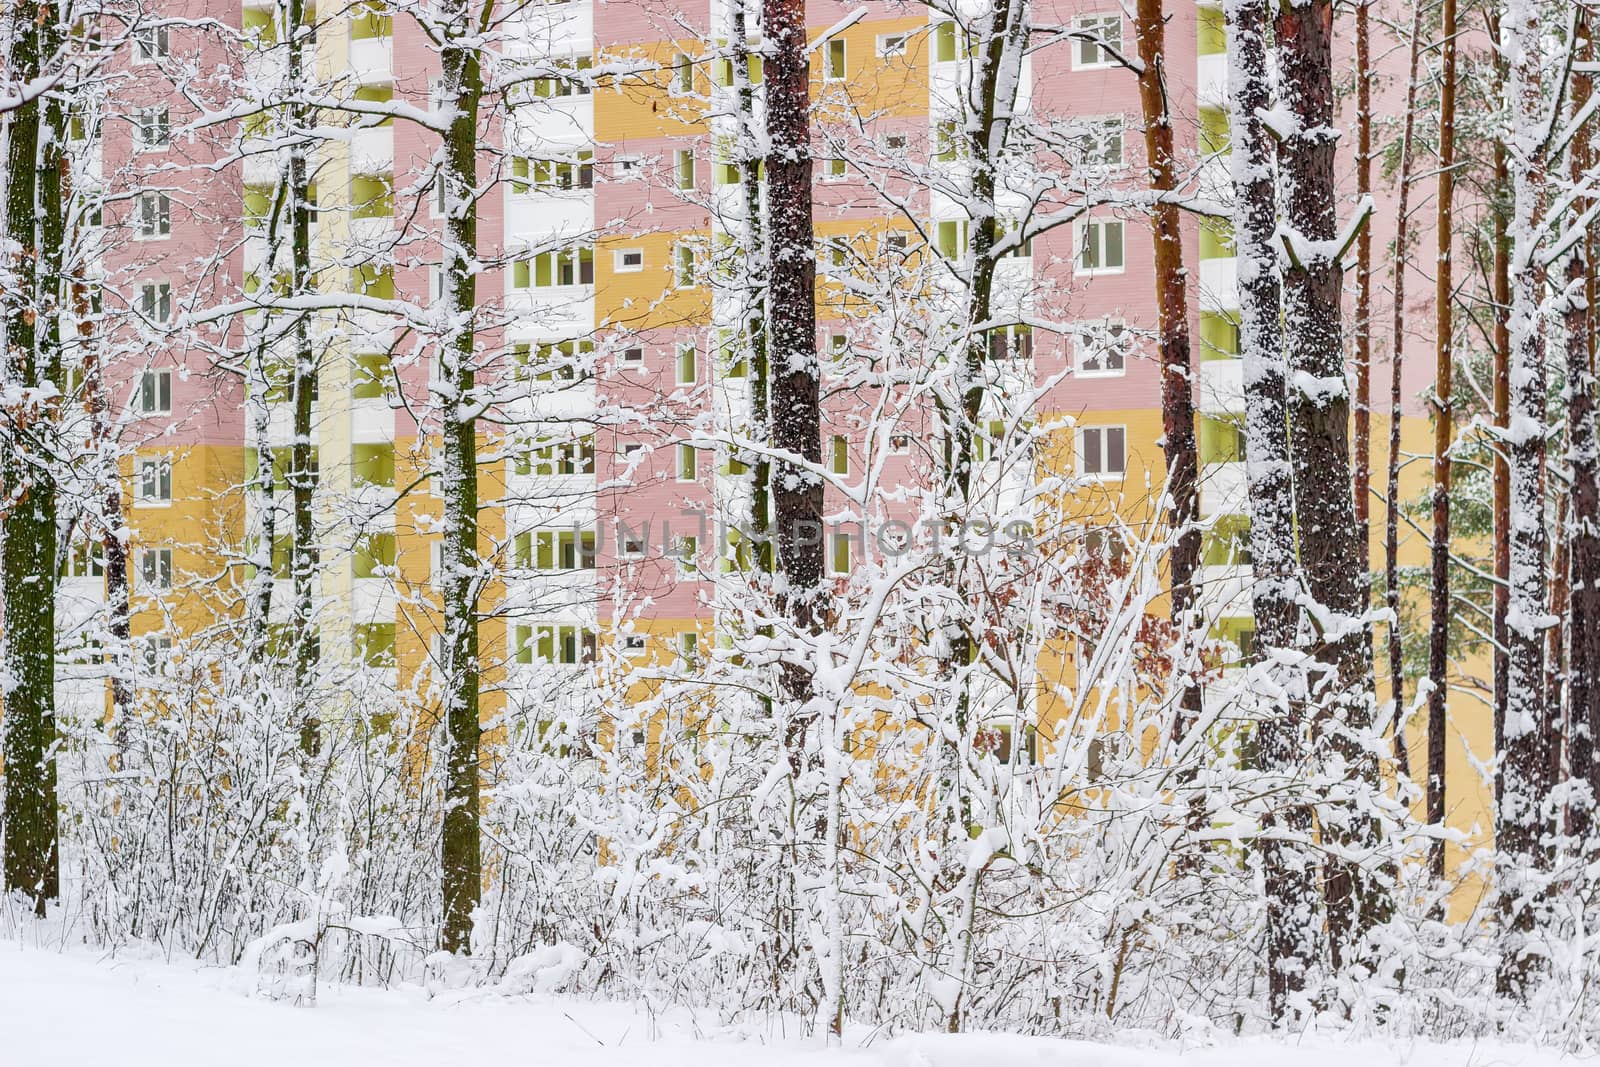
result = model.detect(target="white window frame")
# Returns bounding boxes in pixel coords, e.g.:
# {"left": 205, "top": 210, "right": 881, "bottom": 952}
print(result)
{"left": 673, "top": 243, "right": 699, "bottom": 289}
{"left": 1075, "top": 218, "right": 1125, "bottom": 276}
{"left": 135, "top": 455, "right": 172, "bottom": 505}
{"left": 1077, "top": 424, "right": 1128, "bottom": 480}
{"left": 1071, "top": 13, "right": 1124, "bottom": 71}
{"left": 139, "top": 280, "right": 173, "bottom": 322}
{"left": 135, "top": 106, "right": 170, "bottom": 151}
{"left": 675, "top": 341, "right": 698, "bottom": 385}
{"left": 137, "top": 369, "right": 172, "bottom": 415}
{"left": 139, "top": 546, "right": 174, "bottom": 591}
{"left": 135, "top": 190, "right": 171, "bottom": 238}
{"left": 676, "top": 442, "right": 698, "bottom": 482}
{"left": 621, "top": 346, "right": 645, "bottom": 369}
{"left": 621, "top": 633, "right": 647, "bottom": 655}
{"left": 824, "top": 37, "right": 846, "bottom": 81}
{"left": 133, "top": 23, "right": 169, "bottom": 63}
{"left": 821, "top": 157, "right": 847, "bottom": 182}
{"left": 1082, "top": 114, "right": 1126, "bottom": 168}
{"left": 614, "top": 248, "right": 645, "bottom": 273}
{"left": 1075, "top": 318, "right": 1129, "bottom": 378}
{"left": 877, "top": 32, "right": 909, "bottom": 57}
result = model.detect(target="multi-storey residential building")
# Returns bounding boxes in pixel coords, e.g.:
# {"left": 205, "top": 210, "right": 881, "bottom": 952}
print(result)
{"left": 65, "top": 0, "right": 1483, "bottom": 885}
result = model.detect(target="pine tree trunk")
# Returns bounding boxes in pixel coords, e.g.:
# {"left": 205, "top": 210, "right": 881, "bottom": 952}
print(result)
{"left": 762, "top": 0, "right": 822, "bottom": 719}
{"left": 1135, "top": 0, "right": 1201, "bottom": 758}
{"left": 1384, "top": 0, "right": 1425, "bottom": 783}
{"left": 437, "top": 22, "right": 485, "bottom": 956}
{"left": 1497, "top": 0, "right": 1553, "bottom": 999}
{"left": 286, "top": 0, "right": 320, "bottom": 753}
{"left": 1226, "top": 0, "right": 1316, "bottom": 1020}
{"left": 1563, "top": 16, "right": 1598, "bottom": 846}
{"left": 1, "top": 0, "right": 63, "bottom": 913}
{"left": 1424, "top": 0, "right": 1457, "bottom": 880}
{"left": 1274, "top": 0, "right": 1391, "bottom": 974}
{"left": 1352, "top": 0, "right": 1373, "bottom": 578}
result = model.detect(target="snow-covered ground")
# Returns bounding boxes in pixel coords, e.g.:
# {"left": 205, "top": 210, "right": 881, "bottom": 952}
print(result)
{"left": 0, "top": 940, "right": 1576, "bottom": 1067}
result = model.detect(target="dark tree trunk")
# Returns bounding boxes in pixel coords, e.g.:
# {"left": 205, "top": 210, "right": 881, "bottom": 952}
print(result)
{"left": 1274, "top": 0, "right": 1391, "bottom": 974}
{"left": 1, "top": 0, "right": 63, "bottom": 913}
{"left": 1564, "top": 17, "right": 1599, "bottom": 846}
{"left": 437, "top": 15, "right": 486, "bottom": 956}
{"left": 1424, "top": 0, "right": 1458, "bottom": 880}
{"left": 1135, "top": 0, "right": 1201, "bottom": 757}
{"left": 1227, "top": 0, "right": 1316, "bottom": 1021}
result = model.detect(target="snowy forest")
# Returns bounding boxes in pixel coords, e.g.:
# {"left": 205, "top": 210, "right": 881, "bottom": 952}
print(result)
{"left": 1, "top": 0, "right": 1599, "bottom": 1053}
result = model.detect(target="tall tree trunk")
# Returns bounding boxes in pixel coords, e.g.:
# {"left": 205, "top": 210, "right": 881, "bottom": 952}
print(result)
{"left": 731, "top": 0, "right": 769, "bottom": 574}
{"left": 437, "top": 9, "right": 487, "bottom": 955}
{"left": 1490, "top": 14, "right": 1513, "bottom": 809}
{"left": 1424, "top": 0, "right": 1458, "bottom": 880}
{"left": 1, "top": 0, "right": 63, "bottom": 913}
{"left": 285, "top": 0, "right": 320, "bottom": 753}
{"left": 1275, "top": 0, "right": 1391, "bottom": 975}
{"left": 1564, "top": 15, "right": 1598, "bottom": 846}
{"left": 1226, "top": 0, "right": 1316, "bottom": 1021}
{"left": 1385, "top": 0, "right": 1425, "bottom": 782}
{"left": 1496, "top": 0, "right": 1553, "bottom": 1000}
{"left": 1136, "top": 0, "right": 1201, "bottom": 760}
{"left": 1353, "top": 0, "right": 1373, "bottom": 578}
{"left": 763, "top": 0, "right": 821, "bottom": 719}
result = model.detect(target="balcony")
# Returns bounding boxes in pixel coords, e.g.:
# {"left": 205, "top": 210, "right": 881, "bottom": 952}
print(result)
{"left": 1199, "top": 357, "right": 1244, "bottom": 415}
{"left": 1197, "top": 53, "right": 1228, "bottom": 109}
{"left": 349, "top": 34, "right": 392, "bottom": 85}
{"left": 350, "top": 125, "right": 393, "bottom": 175}
{"left": 1199, "top": 460, "right": 1247, "bottom": 519}
{"left": 1198, "top": 256, "right": 1239, "bottom": 313}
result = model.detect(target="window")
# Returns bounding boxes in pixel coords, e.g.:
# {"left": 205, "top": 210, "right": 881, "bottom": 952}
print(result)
{"left": 1076, "top": 319, "right": 1128, "bottom": 376}
{"left": 1072, "top": 13, "right": 1123, "bottom": 69}
{"left": 885, "top": 133, "right": 908, "bottom": 153}
{"left": 829, "top": 531, "right": 852, "bottom": 575}
{"left": 821, "top": 157, "right": 847, "bottom": 182}
{"left": 934, "top": 118, "right": 962, "bottom": 163}
{"left": 517, "top": 529, "right": 597, "bottom": 571}
{"left": 673, "top": 243, "right": 699, "bottom": 288}
{"left": 354, "top": 622, "right": 397, "bottom": 667}
{"left": 989, "top": 324, "right": 1033, "bottom": 363}
{"left": 137, "top": 369, "right": 171, "bottom": 414}
{"left": 678, "top": 630, "right": 700, "bottom": 667}
{"left": 934, "top": 21, "right": 969, "bottom": 63}
{"left": 515, "top": 246, "right": 595, "bottom": 288}
{"left": 523, "top": 623, "right": 596, "bottom": 665}
{"left": 141, "top": 635, "right": 174, "bottom": 673}
{"left": 1082, "top": 116, "right": 1125, "bottom": 167}
{"left": 830, "top": 434, "right": 849, "bottom": 476}
{"left": 671, "top": 53, "right": 694, "bottom": 95}
{"left": 676, "top": 534, "right": 698, "bottom": 575}
{"left": 517, "top": 436, "right": 596, "bottom": 477}
{"left": 511, "top": 151, "right": 594, "bottom": 193}
{"left": 878, "top": 32, "right": 909, "bottom": 56}
{"left": 622, "top": 633, "right": 647, "bottom": 654}
{"left": 890, "top": 433, "right": 911, "bottom": 454}
{"left": 63, "top": 538, "right": 104, "bottom": 578}
{"left": 135, "top": 191, "right": 170, "bottom": 237}
{"left": 824, "top": 38, "right": 846, "bottom": 81}
{"left": 135, "top": 107, "right": 170, "bottom": 150}
{"left": 139, "top": 547, "right": 173, "bottom": 591}
{"left": 676, "top": 342, "right": 698, "bottom": 385}
{"left": 622, "top": 346, "right": 645, "bottom": 368}
{"left": 1079, "top": 425, "right": 1127, "bottom": 479}
{"left": 677, "top": 442, "right": 698, "bottom": 482}
{"left": 674, "top": 149, "right": 696, "bottom": 191}
{"left": 531, "top": 54, "right": 594, "bottom": 98}
{"left": 134, "top": 22, "right": 169, "bottom": 61}
{"left": 885, "top": 232, "right": 909, "bottom": 254}
{"left": 352, "top": 352, "right": 392, "bottom": 400}
{"left": 619, "top": 525, "right": 646, "bottom": 556}
{"left": 139, "top": 281, "right": 172, "bottom": 322}
{"left": 615, "top": 248, "right": 644, "bottom": 272}
{"left": 136, "top": 456, "right": 172, "bottom": 504}
{"left": 1076, "top": 219, "right": 1125, "bottom": 274}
